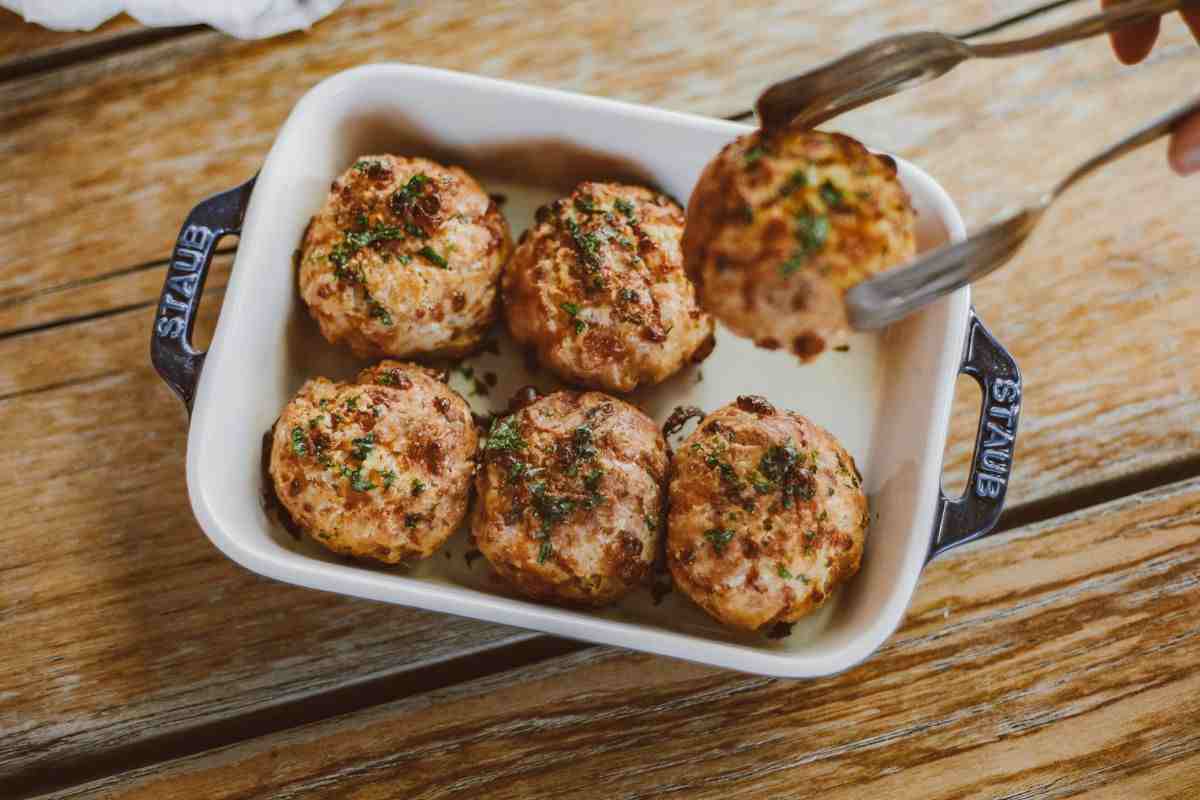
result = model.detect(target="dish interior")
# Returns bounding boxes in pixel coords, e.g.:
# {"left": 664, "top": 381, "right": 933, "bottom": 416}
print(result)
{"left": 187, "top": 66, "right": 968, "bottom": 674}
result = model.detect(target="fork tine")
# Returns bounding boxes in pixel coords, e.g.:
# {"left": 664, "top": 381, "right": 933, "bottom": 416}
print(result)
{"left": 955, "top": 0, "right": 1090, "bottom": 40}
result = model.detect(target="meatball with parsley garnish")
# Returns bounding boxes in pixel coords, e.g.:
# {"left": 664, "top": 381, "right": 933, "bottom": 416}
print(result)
{"left": 682, "top": 130, "right": 916, "bottom": 359}
{"left": 471, "top": 390, "right": 669, "bottom": 606}
{"left": 299, "top": 155, "right": 511, "bottom": 360}
{"left": 502, "top": 182, "right": 715, "bottom": 393}
{"left": 667, "top": 396, "right": 867, "bottom": 631}
{"left": 268, "top": 361, "right": 477, "bottom": 564}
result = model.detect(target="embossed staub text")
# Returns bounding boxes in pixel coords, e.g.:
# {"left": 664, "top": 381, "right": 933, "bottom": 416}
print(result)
{"left": 155, "top": 224, "right": 214, "bottom": 340}
{"left": 975, "top": 377, "right": 1020, "bottom": 499}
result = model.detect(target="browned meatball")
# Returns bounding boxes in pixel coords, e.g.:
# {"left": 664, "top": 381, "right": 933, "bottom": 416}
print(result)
{"left": 269, "top": 361, "right": 477, "bottom": 564}
{"left": 683, "top": 130, "right": 916, "bottom": 359}
{"left": 472, "top": 390, "right": 668, "bottom": 606}
{"left": 667, "top": 396, "right": 867, "bottom": 631}
{"left": 299, "top": 155, "right": 512, "bottom": 360}
{"left": 503, "top": 182, "right": 715, "bottom": 392}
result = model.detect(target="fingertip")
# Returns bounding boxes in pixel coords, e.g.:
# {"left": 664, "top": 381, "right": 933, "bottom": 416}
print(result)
{"left": 1182, "top": 7, "right": 1200, "bottom": 44}
{"left": 1108, "top": 17, "right": 1162, "bottom": 64}
{"left": 1168, "top": 113, "right": 1200, "bottom": 176}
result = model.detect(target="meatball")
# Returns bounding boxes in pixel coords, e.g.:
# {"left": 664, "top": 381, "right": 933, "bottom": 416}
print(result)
{"left": 682, "top": 130, "right": 916, "bottom": 359}
{"left": 502, "top": 182, "right": 715, "bottom": 393}
{"left": 299, "top": 155, "right": 512, "bottom": 360}
{"left": 268, "top": 360, "right": 477, "bottom": 564}
{"left": 472, "top": 390, "right": 669, "bottom": 606}
{"left": 666, "top": 396, "right": 867, "bottom": 631}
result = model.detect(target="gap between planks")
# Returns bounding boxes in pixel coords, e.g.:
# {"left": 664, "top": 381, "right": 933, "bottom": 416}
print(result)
{"left": 0, "top": 23, "right": 206, "bottom": 85}
{"left": 6, "top": 445, "right": 1198, "bottom": 799}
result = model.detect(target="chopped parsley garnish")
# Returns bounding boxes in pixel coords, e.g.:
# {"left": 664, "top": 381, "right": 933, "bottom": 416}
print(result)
{"left": 744, "top": 145, "right": 766, "bottom": 165}
{"left": 614, "top": 198, "right": 636, "bottom": 220}
{"left": 353, "top": 159, "right": 386, "bottom": 175}
{"left": 368, "top": 299, "right": 393, "bottom": 326}
{"left": 560, "top": 302, "right": 586, "bottom": 334}
{"left": 758, "top": 444, "right": 814, "bottom": 508}
{"left": 344, "top": 396, "right": 359, "bottom": 411}
{"left": 485, "top": 416, "right": 526, "bottom": 452}
{"left": 704, "top": 528, "right": 735, "bottom": 554}
{"left": 389, "top": 173, "right": 430, "bottom": 215}
{"left": 573, "top": 195, "right": 599, "bottom": 214}
{"left": 796, "top": 210, "right": 830, "bottom": 253}
{"left": 308, "top": 417, "right": 321, "bottom": 430}
{"left": 507, "top": 460, "right": 531, "bottom": 482}
{"left": 780, "top": 170, "right": 807, "bottom": 196}
{"left": 376, "top": 370, "right": 399, "bottom": 386}
{"left": 530, "top": 480, "right": 576, "bottom": 534}
{"left": 583, "top": 467, "right": 603, "bottom": 491}
{"left": 777, "top": 564, "right": 794, "bottom": 579}
{"left": 537, "top": 539, "right": 553, "bottom": 564}
{"left": 404, "top": 223, "right": 428, "bottom": 239}
{"left": 290, "top": 427, "right": 307, "bottom": 456}
{"left": 404, "top": 513, "right": 422, "bottom": 529}
{"left": 350, "top": 433, "right": 374, "bottom": 461}
{"left": 750, "top": 471, "right": 775, "bottom": 494}
{"left": 382, "top": 469, "right": 397, "bottom": 488}
{"left": 411, "top": 478, "right": 426, "bottom": 496}
{"left": 564, "top": 218, "right": 603, "bottom": 268}
{"left": 819, "top": 180, "right": 845, "bottom": 208}
{"left": 780, "top": 211, "right": 830, "bottom": 276}
{"left": 645, "top": 514, "right": 657, "bottom": 532}
{"left": 397, "top": 254, "right": 412, "bottom": 265}
{"left": 348, "top": 468, "right": 375, "bottom": 492}
{"left": 417, "top": 246, "right": 448, "bottom": 268}
{"left": 328, "top": 222, "right": 405, "bottom": 277}
{"left": 572, "top": 425, "right": 597, "bottom": 461}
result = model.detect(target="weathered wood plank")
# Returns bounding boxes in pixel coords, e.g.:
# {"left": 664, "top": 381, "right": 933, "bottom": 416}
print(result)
{"left": 37, "top": 477, "right": 1200, "bottom": 800}
{"left": 2, "top": 1, "right": 1197, "bottom": 510}
{"left": 0, "top": 10, "right": 142, "bottom": 65}
{"left": 0, "top": 251, "right": 233, "bottom": 338}
{"left": 0, "top": 293, "right": 532, "bottom": 793}
{"left": 0, "top": 0, "right": 1014, "bottom": 301}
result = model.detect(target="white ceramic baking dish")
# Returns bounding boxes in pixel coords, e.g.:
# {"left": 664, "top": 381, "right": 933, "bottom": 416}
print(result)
{"left": 151, "top": 64, "right": 1021, "bottom": 678}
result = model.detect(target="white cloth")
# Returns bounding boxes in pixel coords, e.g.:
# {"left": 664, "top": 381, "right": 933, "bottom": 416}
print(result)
{"left": 2, "top": 0, "right": 344, "bottom": 39}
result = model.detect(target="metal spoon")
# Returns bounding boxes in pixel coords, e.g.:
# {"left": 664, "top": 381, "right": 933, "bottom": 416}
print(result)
{"left": 756, "top": 0, "right": 1193, "bottom": 131}
{"left": 844, "top": 95, "right": 1200, "bottom": 330}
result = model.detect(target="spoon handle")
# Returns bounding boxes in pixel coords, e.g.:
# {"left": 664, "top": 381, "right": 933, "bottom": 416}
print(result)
{"left": 1052, "top": 94, "right": 1200, "bottom": 197}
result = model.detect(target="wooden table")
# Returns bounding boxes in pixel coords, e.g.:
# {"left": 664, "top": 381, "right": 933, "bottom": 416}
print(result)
{"left": 3, "top": 2, "right": 1199, "bottom": 797}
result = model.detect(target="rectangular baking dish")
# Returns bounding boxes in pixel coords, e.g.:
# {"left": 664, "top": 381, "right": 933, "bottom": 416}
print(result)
{"left": 152, "top": 64, "right": 1021, "bottom": 678}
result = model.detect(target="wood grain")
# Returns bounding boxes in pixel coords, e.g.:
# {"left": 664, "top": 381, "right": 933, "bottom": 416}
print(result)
{"left": 2, "top": 1, "right": 1197, "bottom": 510}
{"left": 38, "top": 477, "right": 1200, "bottom": 800}
{"left": 2, "top": 2, "right": 1200, "bottom": 796}
{"left": 0, "top": 292, "right": 533, "bottom": 793}
{"left": 0, "top": 10, "right": 142, "bottom": 65}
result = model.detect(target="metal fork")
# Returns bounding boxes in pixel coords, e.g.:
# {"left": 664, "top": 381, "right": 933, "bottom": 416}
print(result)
{"left": 844, "top": 96, "right": 1200, "bottom": 330}
{"left": 750, "top": 0, "right": 1198, "bottom": 329}
{"left": 756, "top": 0, "right": 1193, "bottom": 130}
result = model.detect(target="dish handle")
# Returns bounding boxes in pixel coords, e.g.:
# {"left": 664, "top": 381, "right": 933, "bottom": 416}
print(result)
{"left": 927, "top": 307, "right": 1022, "bottom": 561}
{"left": 151, "top": 177, "right": 256, "bottom": 413}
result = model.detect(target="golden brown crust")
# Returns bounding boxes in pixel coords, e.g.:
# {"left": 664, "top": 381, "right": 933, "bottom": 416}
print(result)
{"left": 299, "top": 155, "right": 512, "bottom": 360}
{"left": 502, "top": 182, "right": 715, "bottom": 393}
{"left": 682, "top": 130, "right": 916, "bottom": 359}
{"left": 471, "top": 390, "right": 668, "bottom": 606}
{"left": 268, "top": 362, "right": 477, "bottom": 564}
{"left": 666, "top": 398, "right": 867, "bottom": 630}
